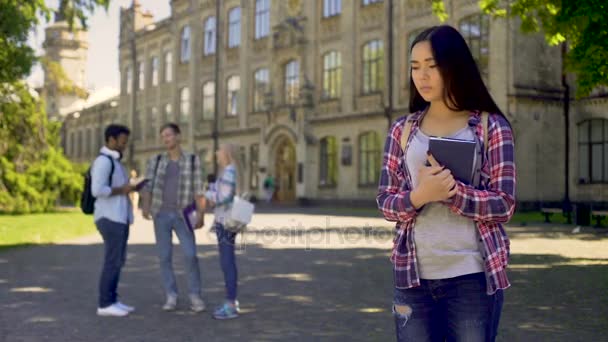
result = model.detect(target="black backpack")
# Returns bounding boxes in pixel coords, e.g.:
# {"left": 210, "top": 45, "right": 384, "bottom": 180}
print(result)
{"left": 81, "top": 154, "right": 114, "bottom": 215}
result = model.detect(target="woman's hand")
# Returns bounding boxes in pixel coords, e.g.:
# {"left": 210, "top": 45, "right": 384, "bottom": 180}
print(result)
{"left": 410, "top": 153, "right": 457, "bottom": 208}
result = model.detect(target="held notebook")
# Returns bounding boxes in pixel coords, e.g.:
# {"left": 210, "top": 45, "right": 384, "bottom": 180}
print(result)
{"left": 428, "top": 136, "right": 477, "bottom": 184}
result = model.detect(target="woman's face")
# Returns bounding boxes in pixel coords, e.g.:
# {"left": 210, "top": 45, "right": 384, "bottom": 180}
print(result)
{"left": 410, "top": 41, "right": 444, "bottom": 103}
{"left": 216, "top": 146, "right": 230, "bottom": 167}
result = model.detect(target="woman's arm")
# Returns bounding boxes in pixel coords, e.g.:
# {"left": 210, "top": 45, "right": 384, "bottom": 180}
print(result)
{"left": 446, "top": 115, "right": 516, "bottom": 223}
{"left": 376, "top": 118, "right": 420, "bottom": 223}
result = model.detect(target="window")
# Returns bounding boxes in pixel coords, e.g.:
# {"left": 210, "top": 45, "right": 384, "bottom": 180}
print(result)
{"left": 134, "top": 110, "right": 142, "bottom": 141}
{"left": 407, "top": 28, "right": 427, "bottom": 88}
{"left": 181, "top": 25, "right": 191, "bottom": 62}
{"left": 164, "top": 103, "right": 173, "bottom": 123}
{"left": 362, "top": 40, "right": 384, "bottom": 94}
{"left": 87, "top": 128, "right": 93, "bottom": 156}
{"left": 179, "top": 87, "right": 190, "bottom": 126}
{"left": 578, "top": 119, "right": 608, "bottom": 183}
{"left": 250, "top": 144, "right": 259, "bottom": 189}
{"left": 151, "top": 56, "right": 159, "bottom": 86}
{"left": 204, "top": 16, "right": 216, "bottom": 56}
{"left": 228, "top": 7, "right": 241, "bottom": 48}
{"left": 148, "top": 106, "right": 158, "bottom": 141}
{"left": 227, "top": 76, "right": 240, "bottom": 116}
{"left": 322, "top": 51, "right": 342, "bottom": 99}
{"left": 202, "top": 81, "right": 215, "bottom": 121}
{"left": 69, "top": 132, "right": 75, "bottom": 157}
{"left": 137, "top": 62, "right": 145, "bottom": 90}
{"left": 254, "top": 68, "right": 269, "bottom": 111}
{"left": 459, "top": 14, "right": 489, "bottom": 80}
{"left": 363, "top": 0, "right": 382, "bottom": 4}
{"left": 164, "top": 51, "right": 173, "bottom": 82}
{"left": 125, "top": 66, "right": 132, "bottom": 94}
{"left": 285, "top": 60, "right": 299, "bottom": 105}
{"left": 359, "top": 131, "right": 381, "bottom": 185}
{"left": 255, "top": 0, "right": 270, "bottom": 39}
{"left": 323, "top": 0, "right": 341, "bottom": 17}
{"left": 319, "top": 136, "right": 338, "bottom": 186}
{"left": 77, "top": 131, "right": 83, "bottom": 158}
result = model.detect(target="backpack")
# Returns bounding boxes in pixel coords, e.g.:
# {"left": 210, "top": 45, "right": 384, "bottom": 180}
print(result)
{"left": 81, "top": 155, "right": 114, "bottom": 215}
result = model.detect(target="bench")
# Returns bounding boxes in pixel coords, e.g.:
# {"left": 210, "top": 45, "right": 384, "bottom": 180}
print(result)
{"left": 591, "top": 210, "right": 608, "bottom": 227}
{"left": 540, "top": 208, "right": 562, "bottom": 223}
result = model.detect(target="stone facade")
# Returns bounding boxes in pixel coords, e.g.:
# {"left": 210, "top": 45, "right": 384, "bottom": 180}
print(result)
{"left": 56, "top": 0, "right": 608, "bottom": 207}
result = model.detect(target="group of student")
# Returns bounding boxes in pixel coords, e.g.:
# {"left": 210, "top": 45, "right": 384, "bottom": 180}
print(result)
{"left": 90, "top": 25, "right": 516, "bottom": 341}
{"left": 91, "top": 122, "right": 242, "bottom": 320}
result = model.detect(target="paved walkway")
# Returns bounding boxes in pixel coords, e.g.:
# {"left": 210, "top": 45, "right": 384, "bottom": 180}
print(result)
{"left": 0, "top": 210, "right": 396, "bottom": 341}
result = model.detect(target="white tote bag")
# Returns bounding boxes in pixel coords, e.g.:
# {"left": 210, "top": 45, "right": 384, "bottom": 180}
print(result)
{"left": 225, "top": 194, "right": 255, "bottom": 233}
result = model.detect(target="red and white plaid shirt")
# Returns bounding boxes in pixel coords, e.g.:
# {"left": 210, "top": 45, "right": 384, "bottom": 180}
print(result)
{"left": 376, "top": 110, "right": 516, "bottom": 294}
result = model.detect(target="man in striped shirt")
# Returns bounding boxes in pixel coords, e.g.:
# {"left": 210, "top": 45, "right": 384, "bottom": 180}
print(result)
{"left": 141, "top": 123, "right": 206, "bottom": 313}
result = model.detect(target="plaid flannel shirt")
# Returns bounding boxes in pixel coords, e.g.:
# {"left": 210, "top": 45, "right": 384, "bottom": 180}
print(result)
{"left": 143, "top": 151, "right": 205, "bottom": 216}
{"left": 376, "top": 110, "right": 516, "bottom": 294}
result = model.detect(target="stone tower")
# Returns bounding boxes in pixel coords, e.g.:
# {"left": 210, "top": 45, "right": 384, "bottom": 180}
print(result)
{"left": 42, "top": 1, "right": 89, "bottom": 120}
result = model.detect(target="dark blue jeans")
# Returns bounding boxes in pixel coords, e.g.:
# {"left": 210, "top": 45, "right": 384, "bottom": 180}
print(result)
{"left": 215, "top": 222, "right": 238, "bottom": 301}
{"left": 393, "top": 272, "right": 503, "bottom": 342}
{"left": 96, "top": 218, "right": 129, "bottom": 308}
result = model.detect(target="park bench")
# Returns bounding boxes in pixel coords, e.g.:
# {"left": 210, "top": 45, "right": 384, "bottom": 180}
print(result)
{"left": 591, "top": 209, "right": 608, "bottom": 228}
{"left": 540, "top": 207, "right": 572, "bottom": 224}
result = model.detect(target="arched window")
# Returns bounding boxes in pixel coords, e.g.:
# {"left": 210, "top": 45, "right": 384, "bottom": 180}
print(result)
{"left": 358, "top": 131, "right": 381, "bottom": 185}
{"left": 322, "top": 51, "right": 342, "bottom": 99}
{"left": 227, "top": 76, "right": 240, "bottom": 116}
{"left": 362, "top": 40, "right": 384, "bottom": 94}
{"left": 459, "top": 14, "right": 490, "bottom": 80}
{"left": 284, "top": 60, "right": 299, "bottom": 104}
{"left": 180, "top": 25, "right": 191, "bottom": 62}
{"left": 319, "top": 136, "right": 338, "bottom": 186}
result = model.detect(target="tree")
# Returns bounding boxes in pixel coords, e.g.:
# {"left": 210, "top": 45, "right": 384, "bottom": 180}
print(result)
{"left": 0, "top": 0, "right": 110, "bottom": 84}
{"left": 431, "top": 0, "right": 608, "bottom": 97}
{"left": 0, "top": 0, "right": 110, "bottom": 213}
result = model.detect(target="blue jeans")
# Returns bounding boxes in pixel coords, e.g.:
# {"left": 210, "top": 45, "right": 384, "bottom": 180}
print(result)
{"left": 393, "top": 272, "right": 502, "bottom": 342}
{"left": 96, "top": 218, "right": 129, "bottom": 308}
{"left": 153, "top": 211, "right": 201, "bottom": 297}
{"left": 215, "top": 222, "right": 238, "bottom": 301}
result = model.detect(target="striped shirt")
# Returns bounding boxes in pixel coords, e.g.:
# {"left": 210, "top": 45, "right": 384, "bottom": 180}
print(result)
{"left": 143, "top": 151, "right": 204, "bottom": 216}
{"left": 376, "top": 110, "right": 516, "bottom": 294}
{"left": 205, "top": 164, "right": 237, "bottom": 224}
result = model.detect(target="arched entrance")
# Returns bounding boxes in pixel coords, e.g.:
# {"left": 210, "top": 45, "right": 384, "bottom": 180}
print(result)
{"left": 273, "top": 136, "right": 296, "bottom": 202}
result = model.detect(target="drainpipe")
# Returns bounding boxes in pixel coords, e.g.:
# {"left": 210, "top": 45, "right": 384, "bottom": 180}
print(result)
{"left": 561, "top": 42, "right": 572, "bottom": 223}
{"left": 384, "top": 0, "right": 394, "bottom": 129}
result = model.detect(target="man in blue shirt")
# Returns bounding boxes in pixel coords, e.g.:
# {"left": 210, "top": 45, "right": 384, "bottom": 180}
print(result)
{"left": 90, "top": 124, "right": 136, "bottom": 317}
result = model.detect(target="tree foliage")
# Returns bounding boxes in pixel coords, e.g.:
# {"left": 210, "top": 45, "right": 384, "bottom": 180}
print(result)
{"left": 431, "top": 0, "right": 608, "bottom": 96}
{"left": 0, "top": 0, "right": 110, "bottom": 213}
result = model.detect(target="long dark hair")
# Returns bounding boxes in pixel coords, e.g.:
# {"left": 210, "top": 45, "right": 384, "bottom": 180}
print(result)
{"left": 408, "top": 25, "right": 503, "bottom": 117}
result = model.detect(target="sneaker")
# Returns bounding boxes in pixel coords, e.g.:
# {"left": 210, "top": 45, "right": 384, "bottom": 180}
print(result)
{"left": 212, "top": 302, "right": 239, "bottom": 320}
{"left": 97, "top": 304, "right": 129, "bottom": 317}
{"left": 189, "top": 294, "right": 206, "bottom": 313}
{"left": 162, "top": 294, "right": 177, "bottom": 311}
{"left": 234, "top": 300, "right": 241, "bottom": 313}
{"left": 116, "top": 301, "right": 135, "bottom": 313}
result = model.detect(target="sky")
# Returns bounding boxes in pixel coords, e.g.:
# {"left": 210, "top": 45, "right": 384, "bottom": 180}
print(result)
{"left": 27, "top": 0, "right": 170, "bottom": 106}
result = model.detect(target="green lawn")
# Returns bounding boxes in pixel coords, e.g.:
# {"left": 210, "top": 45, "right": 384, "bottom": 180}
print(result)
{"left": 0, "top": 211, "right": 96, "bottom": 250}
{"left": 315, "top": 207, "right": 590, "bottom": 226}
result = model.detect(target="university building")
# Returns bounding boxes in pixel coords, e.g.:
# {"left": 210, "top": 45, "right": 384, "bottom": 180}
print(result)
{"left": 49, "top": 0, "right": 607, "bottom": 209}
